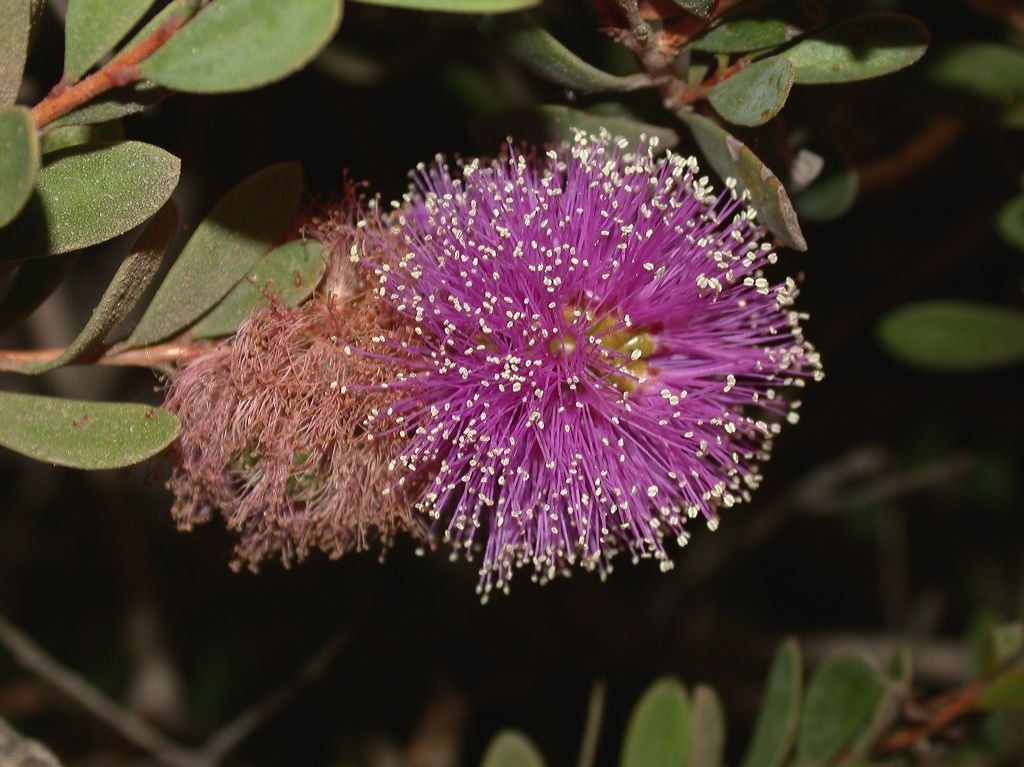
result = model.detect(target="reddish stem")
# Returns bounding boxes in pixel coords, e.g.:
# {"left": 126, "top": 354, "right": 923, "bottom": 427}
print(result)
{"left": 0, "top": 342, "right": 202, "bottom": 372}
{"left": 30, "top": 12, "right": 186, "bottom": 129}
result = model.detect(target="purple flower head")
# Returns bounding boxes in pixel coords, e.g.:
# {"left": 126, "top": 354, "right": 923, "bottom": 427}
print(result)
{"left": 361, "top": 131, "right": 822, "bottom": 598}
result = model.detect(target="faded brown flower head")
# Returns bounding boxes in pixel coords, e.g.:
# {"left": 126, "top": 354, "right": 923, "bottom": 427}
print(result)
{"left": 165, "top": 207, "right": 425, "bottom": 570}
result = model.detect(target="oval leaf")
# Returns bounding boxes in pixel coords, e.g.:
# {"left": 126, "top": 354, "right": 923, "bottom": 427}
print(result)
{"left": 0, "top": 391, "right": 179, "bottom": 469}
{"left": 469, "top": 104, "right": 678, "bottom": 152}
{"left": 48, "top": 81, "right": 171, "bottom": 129}
{"left": 878, "top": 301, "right": 1024, "bottom": 372}
{"left": 741, "top": 638, "right": 802, "bottom": 767}
{"left": 978, "top": 669, "right": 1024, "bottom": 710}
{"left": 691, "top": 12, "right": 811, "bottom": 54}
{"left": 191, "top": 238, "right": 326, "bottom": 339}
{"left": 0, "top": 141, "right": 180, "bottom": 260}
{"left": 351, "top": 0, "right": 537, "bottom": 12}
{"left": 479, "top": 14, "right": 649, "bottom": 93}
{"left": 3, "top": 202, "right": 177, "bottom": 374}
{"left": 782, "top": 13, "right": 929, "bottom": 85}
{"left": 690, "top": 685, "right": 726, "bottom": 767}
{"left": 620, "top": 677, "right": 690, "bottom": 767}
{"left": 0, "top": 0, "right": 30, "bottom": 105}
{"left": 481, "top": 730, "right": 547, "bottom": 767}
{"left": 996, "top": 194, "right": 1024, "bottom": 252}
{"left": 795, "top": 652, "right": 886, "bottom": 767}
{"left": 126, "top": 162, "right": 303, "bottom": 348}
{"left": 929, "top": 43, "right": 1024, "bottom": 113}
{"left": 40, "top": 122, "right": 125, "bottom": 155}
{"left": 141, "top": 0, "right": 342, "bottom": 93}
{"left": 680, "top": 111, "right": 806, "bottom": 250}
{"left": 0, "top": 105, "right": 39, "bottom": 228}
{"left": 707, "top": 57, "right": 794, "bottom": 127}
{"left": 63, "top": 0, "right": 158, "bottom": 82}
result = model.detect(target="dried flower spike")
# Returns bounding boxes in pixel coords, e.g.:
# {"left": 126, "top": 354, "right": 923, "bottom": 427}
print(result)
{"left": 166, "top": 217, "right": 426, "bottom": 571}
{"left": 360, "top": 131, "right": 822, "bottom": 597}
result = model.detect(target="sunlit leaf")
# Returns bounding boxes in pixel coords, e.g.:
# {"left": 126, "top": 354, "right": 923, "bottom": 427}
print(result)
{"left": 0, "top": 106, "right": 39, "bottom": 228}
{"left": 680, "top": 111, "right": 806, "bottom": 250}
{"left": 479, "top": 14, "right": 648, "bottom": 93}
{"left": 741, "top": 639, "right": 802, "bottom": 767}
{"left": 141, "top": 0, "right": 343, "bottom": 93}
{"left": 63, "top": 0, "right": 158, "bottom": 82}
{"left": 469, "top": 104, "right": 678, "bottom": 152}
{"left": 0, "top": 0, "right": 30, "bottom": 106}
{"left": 673, "top": 0, "right": 711, "bottom": 17}
{"left": 0, "top": 391, "right": 179, "bottom": 469}
{"left": 481, "top": 730, "right": 547, "bottom": 767}
{"left": 0, "top": 141, "right": 180, "bottom": 260}
{"left": 795, "top": 652, "right": 886, "bottom": 766}
{"left": 126, "top": 162, "right": 302, "bottom": 348}
{"left": 782, "top": 14, "right": 929, "bottom": 84}
{"left": 191, "top": 238, "right": 326, "bottom": 339}
{"left": 620, "top": 677, "right": 690, "bottom": 767}
{"left": 707, "top": 57, "right": 794, "bottom": 126}
{"left": 878, "top": 301, "right": 1024, "bottom": 372}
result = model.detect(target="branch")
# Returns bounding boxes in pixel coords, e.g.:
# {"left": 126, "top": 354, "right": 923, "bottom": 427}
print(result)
{"left": 0, "top": 341, "right": 203, "bottom": 372}
{"left": 30, "top": 0, "right": 201, "bottom": 129}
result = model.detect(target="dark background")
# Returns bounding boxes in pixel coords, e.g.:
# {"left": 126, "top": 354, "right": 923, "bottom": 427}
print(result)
{"left": 1, "top": 1, "right": 1021, "bottom": 764}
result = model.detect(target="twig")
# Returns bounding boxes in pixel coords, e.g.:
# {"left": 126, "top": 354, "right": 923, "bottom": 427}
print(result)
{"left": 0, "top": 341, "right": 203, "bottom": 372}
{"left": 875, "top": 679, "right": 986, "bottom": 755}
{"left": 196, "top": 632, "right": 348, "bottom": 765}
{"left": 30, "top": 0, "right": 202, "bottom": 129}
{"left": 576, "top": 681, "right": 606, "bottom": 767}
{"left": 0, "top": 612, "right": 347, "bottom": 767}
{"left": 610, "top": 0, "right": 689, "bottom": 108}
{"left": 0, "top": 614, "right": 197, "bottom": 767}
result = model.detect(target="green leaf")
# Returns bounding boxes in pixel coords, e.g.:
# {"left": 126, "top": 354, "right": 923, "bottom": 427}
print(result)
{"left": 0, "top": 0, "right": 30, "bottom": 105}
{"left": 795, "top": 652, "right": 886, "bottom": 767}
{"left": 351, "top": 0, "right": 537, "bottom": 13}
{"left": 689, "top": 685, "right": 725, "bottom": 767}
{"left": 673, "top": 0, "right": 711, "bottom": 17}
{"left": 620, "top": 677, "right": 690, "bottom": 767}
{"left": 126, "top": 162, "right": 302, "bottom": 348}
{"left": 679, "top": 111, "right": 806, "bottom": 250}
{"left": 0, "top": 141, "right": 180, "bottom": 260}
{"left": 986, "top": 624, "right": 1024, "bottom": 669}
{"left": 47, "top": 81, "right": 170, "bottom": 128}
{"left": 691, "top": 11, "right": 811, "bottom": 53}
{"left": 39, "top": 122, "right": 125, "bottom": 154}
{"left": 0, "top": 106, "right": 39, "bottom": 228}
{"left": 996, "top": 195, "right": 1024, "bottom": 252}
{"left": 0, "top": 391, "right": 179, "bottom": 469}
{"left": 929, "top": 43, "right": 1024, "bottom": 117}
{"left": 790, "top": 142, "right": 858, "bottom": 223}
{"left": 707, "top": 57, "right": 794, "bottom": 127}
{"left": 2, "top": 202, "right": 177, "bottom": 374}
{"left": 978, "top": 670, "right": 1024, "bottom": 710}
{"left": 481, "top": 730, "right": 547, "bottom": 767}
{"left": 63, "top": 0, "right": 158, "bottom": 82}
{"left": 849, "top": 648, "right": 913, "bottom": 758}
{"left": 782, "top": 13, "right": 929, "bottom": 85}
{"left": 141, "top": 0, "right": 343, "bottom": 93}
{"left": 878, "top": 301, "right": 1024, "bottom": 372}
{"left": 741, "top": 639, "right": 802, "bottom": 767}
{"left": 478, "top": 14, "right": 649, "bottom": 93}
{"left": 191, "top": 238, "right": 326, "bottom": 339}
{"left": 0, "top": 254, "right": 77, "bottom": 333}
{"left": 469, "top": 105, "right": 678, "bottom": 152}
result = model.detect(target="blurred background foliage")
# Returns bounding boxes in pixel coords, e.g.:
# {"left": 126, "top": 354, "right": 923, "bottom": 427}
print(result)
{"left": 0, "top": 0, "right": 1022, "bottom": 765}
